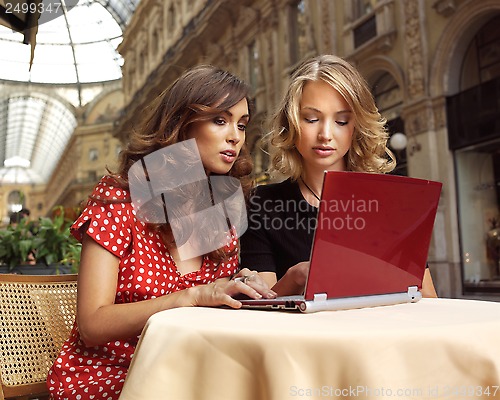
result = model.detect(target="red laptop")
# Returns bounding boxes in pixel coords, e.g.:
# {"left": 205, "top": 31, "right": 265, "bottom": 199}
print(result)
{"left": 241, "top": 171, "right": 443, "bottom": 313}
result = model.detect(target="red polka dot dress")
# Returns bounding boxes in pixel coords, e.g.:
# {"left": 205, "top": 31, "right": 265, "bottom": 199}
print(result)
{"left": 47, "top": 176, "right": 239, "bottom": 400}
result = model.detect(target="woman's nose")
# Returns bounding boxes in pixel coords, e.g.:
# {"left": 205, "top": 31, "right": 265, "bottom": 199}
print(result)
{"left": 318, "top": 120, "right": 333, "bottom": 141}
{"left": 227, "top": 126, "right": 242, "bottom": 145}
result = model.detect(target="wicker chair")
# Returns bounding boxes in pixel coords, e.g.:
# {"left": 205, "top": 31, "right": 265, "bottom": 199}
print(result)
{"left": 0, "top": 274, "right": 77, "bottom": 400}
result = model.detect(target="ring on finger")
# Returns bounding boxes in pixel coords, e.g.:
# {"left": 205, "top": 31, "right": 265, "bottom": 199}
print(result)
{"left": 234, "top": 275, "right": 250, "bottom": 284}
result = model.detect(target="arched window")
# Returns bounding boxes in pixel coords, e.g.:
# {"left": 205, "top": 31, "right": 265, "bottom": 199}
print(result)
{"left": 460, "top": 15, "right": 500, "bottom": 91}
{"left": 372, "top": 72, "right": 402, "bottom": 118}
{"left": 7, "top": 190, "right": 24, "bottom": 213}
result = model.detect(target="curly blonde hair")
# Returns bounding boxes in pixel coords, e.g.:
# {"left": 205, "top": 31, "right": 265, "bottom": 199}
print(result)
{"left": 266, "top": 54, "right": 395, "bottom": 180}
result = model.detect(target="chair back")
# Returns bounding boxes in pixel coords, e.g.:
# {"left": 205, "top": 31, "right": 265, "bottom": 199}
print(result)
{"left": 0, "top": 274, "right": 77, "bottom": 400}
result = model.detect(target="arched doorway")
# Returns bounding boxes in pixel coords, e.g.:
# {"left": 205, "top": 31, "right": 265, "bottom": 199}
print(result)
{"left": 447, "top": 15, "right": 500, "bottom": 292}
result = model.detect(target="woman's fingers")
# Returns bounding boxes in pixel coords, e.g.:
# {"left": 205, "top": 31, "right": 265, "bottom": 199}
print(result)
{"left": 242, "top": 274, "right": 277, "bottom": 299}
{"left": 233, "top": 269, "right": 277, "bottom": 298}
{"left": 189, "top": 280, "right": 257, "bottom": 309}
{"left": 232, "top": 268, "right": 254, "bottom": 279}
{"left": 190, "top": 271, "right": 279, "bottom": 310}
{"left": 229, "top": 278, "right": 265, "bottom": 299}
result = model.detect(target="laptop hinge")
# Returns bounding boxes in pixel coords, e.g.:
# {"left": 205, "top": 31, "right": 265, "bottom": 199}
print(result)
{"left": 407, "top": 286, "right": 419, "bottom": 296}
{"left": 313, "top": 293, "right": 328, "bottom": 302}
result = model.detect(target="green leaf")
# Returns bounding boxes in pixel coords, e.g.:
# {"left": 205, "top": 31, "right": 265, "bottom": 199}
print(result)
{"left": 0, "top": 205, "right": 81, "bottom": 271}
{"left": 18, "top": 240, "right": 33, "bottom": 262}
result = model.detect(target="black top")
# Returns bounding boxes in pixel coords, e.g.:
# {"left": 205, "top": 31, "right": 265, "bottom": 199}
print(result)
{"left": 240, "top": 179, "right": 318, "bottom": 279}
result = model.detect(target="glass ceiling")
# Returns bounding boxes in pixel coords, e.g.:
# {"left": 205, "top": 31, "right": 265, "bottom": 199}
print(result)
{"left": 0, "top": 0, "right": 140, "bottom": 184}
{"left": 0, "top": 0, "right": 139, "bottom": 84}
{"left": 0, "top": 93, "right": 77, "bottom": 184}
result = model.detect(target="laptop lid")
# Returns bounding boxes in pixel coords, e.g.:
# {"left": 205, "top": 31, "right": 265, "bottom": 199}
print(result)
{"left": 304, "top": 171, "right": 442, "bottom": 301}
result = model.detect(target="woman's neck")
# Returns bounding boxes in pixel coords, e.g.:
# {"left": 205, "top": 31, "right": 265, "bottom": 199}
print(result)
{"left": 301, "top": 169, "right": 325, "bottom": 198}
{"left": 301, "top": 159, "right": 349, "bottom": 198}
{"left": 299, "top": 161, "right": 349, "bottom": 206}
{"left": 298, "top": 169, "right": 323, "bottom": 207}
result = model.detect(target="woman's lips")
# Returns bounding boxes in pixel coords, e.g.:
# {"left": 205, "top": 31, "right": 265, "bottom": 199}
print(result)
{"left": 313, "top": 147, "right": 335, "bottom": 157}
{"left": 220, "top": 150, "right": 237, "bottom": 163}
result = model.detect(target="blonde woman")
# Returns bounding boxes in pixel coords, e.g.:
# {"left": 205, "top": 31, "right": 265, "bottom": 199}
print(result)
{"left": 240, "top": 54, "right": 437, "bottom": 298}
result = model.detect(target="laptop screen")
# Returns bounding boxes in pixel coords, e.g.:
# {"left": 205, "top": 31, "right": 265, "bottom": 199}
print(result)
{"left": 304, "top": 171, "right": 442, "bottom": 300}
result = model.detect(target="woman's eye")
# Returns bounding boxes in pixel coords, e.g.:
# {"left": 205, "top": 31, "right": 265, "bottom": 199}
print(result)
{"left": 237, "top": 124, "right": 247, "bottom": 131}
{"left": 304, "top": 118, "right": 319, "bottom": 123}
{"left": 336, "top": 121, "right": 349, "bottom": 126}
{"left": 214, "top": 118, "right": 226, "bottom": 125}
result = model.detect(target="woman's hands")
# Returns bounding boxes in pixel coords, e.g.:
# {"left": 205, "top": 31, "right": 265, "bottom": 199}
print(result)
{"left": 232, "top": 268, "right": 277, "bottom": 298}
{"left": 287, "top": 262, "right": 309, "bottom": 288}
{"left": 268, "top": 261, "right": 310, "bottom": 297}
{"left": 185, "top": 268, "right": 277, "bottom": 309}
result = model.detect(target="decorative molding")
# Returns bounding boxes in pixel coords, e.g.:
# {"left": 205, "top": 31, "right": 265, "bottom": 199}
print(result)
{"left": 432, "top": 0, "right": 457, "bottom": 17}
{"left": 402, "top": 0, "right": 426, "bottom": 100}
{"left": 407, "top": 109, "right": 430, "bottom": 136}
{"left": 402, "top": 99, "right": 438, "bottom": 136}
{"left": 432, "top": 96, "right": 447, "bottom": 129}
{"left": 233, "top": 5, "right": 260, "bottom": 37}
{"left": 375, "top": 30, "right": 397, "bottom": 52}
{"left": 321, "top": 0, "right": 331, "bottom": 50}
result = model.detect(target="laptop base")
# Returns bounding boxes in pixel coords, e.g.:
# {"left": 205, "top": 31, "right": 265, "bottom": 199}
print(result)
{"left": 240, "top": 287, "right": 422, "bottom": 313}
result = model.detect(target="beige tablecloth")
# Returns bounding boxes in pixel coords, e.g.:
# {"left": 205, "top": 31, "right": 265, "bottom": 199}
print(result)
{"left": 119, "top": 298, "right": 500, "bottom": 400}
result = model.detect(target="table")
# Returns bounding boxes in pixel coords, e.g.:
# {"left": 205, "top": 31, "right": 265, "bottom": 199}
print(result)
{"left": 119, "top": 299, "right": 500, "bottom": 400}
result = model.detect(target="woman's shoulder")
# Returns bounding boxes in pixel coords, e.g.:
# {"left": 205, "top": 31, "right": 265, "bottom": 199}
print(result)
{"left": 89, "top": 175, "right": 130, "bottom": 202}
{"left": 71, "top": 176, "right": 135, "bottom": 246}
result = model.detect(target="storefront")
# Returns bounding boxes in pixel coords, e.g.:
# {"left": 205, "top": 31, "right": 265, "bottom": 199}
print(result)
{"left": 447, "top": 16, "right": 500, "bottom": 293}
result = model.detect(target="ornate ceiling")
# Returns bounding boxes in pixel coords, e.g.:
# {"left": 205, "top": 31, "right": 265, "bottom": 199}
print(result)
{"left": 0, "top": 0, "right": 140, "bottom": 184}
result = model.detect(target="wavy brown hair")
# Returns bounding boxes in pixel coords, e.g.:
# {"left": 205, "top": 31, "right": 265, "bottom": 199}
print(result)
{"left": 266, "top": 54, "right": 395, "bottom": 180}
{"left": 100, "top": 65, "right": 253, "bottom": 262}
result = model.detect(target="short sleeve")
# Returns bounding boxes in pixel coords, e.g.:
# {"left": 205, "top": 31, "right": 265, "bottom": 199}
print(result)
{"left": 71, "top": 177, "right": 133, "bottom": 258}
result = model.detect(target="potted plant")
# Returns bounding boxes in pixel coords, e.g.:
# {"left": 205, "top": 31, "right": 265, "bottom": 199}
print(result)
{"left": 0, "top": 206, "right": 81, "bottom": 274}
